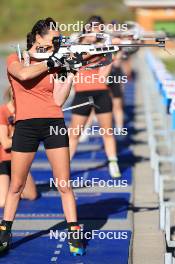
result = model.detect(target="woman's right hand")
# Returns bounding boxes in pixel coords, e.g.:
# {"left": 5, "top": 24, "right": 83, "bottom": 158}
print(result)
{"left": 47, "top": 54, "right": 62, "bottom": 70}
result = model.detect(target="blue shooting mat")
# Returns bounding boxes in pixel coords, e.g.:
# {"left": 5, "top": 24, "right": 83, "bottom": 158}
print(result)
{"left": 32, "top": 137, "right": 133, "bottom": 185}
{"left": 34, "top": 147, "right": 104, "bottom": 161}
{"left": 34, "top": 135, "right": 103, "bottom": 160}
{"left": 73, "top": 147, "right": 131, "bottom": 160}
{"left": 34, "top": 149, "right": 105, "bottom": 161}
{"left": 0, "top": 192, "right": 130, "bottom": 220}
{"left": 0, "top": 230, "right": 131, "bottom": 264}
{"left": 118, "top": 149, "right": 135, "bottom": 165}
{"left": 73, "top": 150, "right": 106, "bottom": 160}
{"left": 34, "top": 150, "right": 48, "bottom": 160}
{"left": 31, "top": 166, "right": 132, "bottom": 186}
{"left": 34, "top": 146, "right": 130, "bottom": 161}
{"left": 30, "top": 169, "right": 52, "bottom": 182}
{"left": 71, "top": 167, "right": 132, "bottom": 186}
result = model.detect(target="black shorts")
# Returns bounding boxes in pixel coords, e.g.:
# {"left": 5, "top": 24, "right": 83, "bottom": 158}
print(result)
{"left": 12, "top": 118, "right": 69, "bottom": 153}
{"left": 108, "top": 67, "right": 124, "bottom": 98}
{"left": 72, "top": 90, "right": 112, "bottom": 116}
{"left": 110, "top": 84, "right": 123, "bottom": 98}
{"left": 0, "top": 160, "right": 11, "bottom": 177}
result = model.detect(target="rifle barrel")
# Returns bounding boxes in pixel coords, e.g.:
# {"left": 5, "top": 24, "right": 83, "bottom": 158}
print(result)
{"left": 117, "top": 43, "right": 165, "bottom": 48}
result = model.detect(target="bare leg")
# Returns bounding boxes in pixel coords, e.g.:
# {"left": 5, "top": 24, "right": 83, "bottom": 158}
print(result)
{"left": 79, "top": 110, "right": 95, "bottom": 142}
{"left": 96, "top": 112, "right": 117, "bottom": 158}
{"left": 69, "top": 114, "right": 89, "bottom": 160}
{"left": 83, "top": 110, "right": 95, "bottom": 128}
{"left": 3, "top": 151, "right": 35, "bottom": 221}
{"left": 122, "top": 58, "right": 132, "bottom": 79}
{"left": 97, "top": 113, "right": 121, "bottom": 177}
{"left": 112, "top": 97, "right": 124, "bottom": 128}
{"left": 0, "top": 175, "right": 10, "bottom": 208}
{"left": 46, "top": 148, "right": 77, "bottom": 222}
{"left": 21, "top": 172, "right": 37, "bottom": 200}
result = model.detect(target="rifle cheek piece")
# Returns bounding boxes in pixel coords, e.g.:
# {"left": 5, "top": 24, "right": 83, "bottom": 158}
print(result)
{"left": 52, "top": 36, "right": 63, "bottom": 51}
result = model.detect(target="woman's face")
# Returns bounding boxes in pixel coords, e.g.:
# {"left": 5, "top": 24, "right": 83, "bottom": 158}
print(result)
{"left": 83, "top": 23, "right": 102, "bottom": 44}
{"left": 35, "top": 30, "right": 60, "bottom": 52}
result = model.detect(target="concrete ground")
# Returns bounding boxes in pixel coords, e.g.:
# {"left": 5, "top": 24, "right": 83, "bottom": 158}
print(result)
{"left": 131, "top": 52, "right": 166, "bottom": 264}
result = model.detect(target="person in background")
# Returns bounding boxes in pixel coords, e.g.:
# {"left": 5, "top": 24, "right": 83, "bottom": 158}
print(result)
{"left": 69, "top": 15, "right": 121, "bottom": 178}
{"left": 107, "top": 21, "right": 125, "bottom": 130}
{"left": 0, "top": 87, "right": 38, "bottom": 207}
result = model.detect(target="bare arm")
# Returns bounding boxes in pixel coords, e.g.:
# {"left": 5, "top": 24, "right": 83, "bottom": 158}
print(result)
{"left": 112, "top": 51, "right": 123, "bottom": 68}
{"left": 0, "top": 125, "right": 12, "bottom": 150}
{"left": 53, "top": 73, "right": 74, "bottom": 107}
{"left": 8, "top": 60, "right": 48, "bottom": 81}
{"left": 99, "top": 63, "right": 113, "bottom": 78}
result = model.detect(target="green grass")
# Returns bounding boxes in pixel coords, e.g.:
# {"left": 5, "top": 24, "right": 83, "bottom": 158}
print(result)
{"left": 0, "top": 0, "right": 134, "bottom": 41}
{"left": 0, "top": 50, "right": 11, "bottom": 57}
{"left": 162, "top": 58, "right": 175, "bottom": 75}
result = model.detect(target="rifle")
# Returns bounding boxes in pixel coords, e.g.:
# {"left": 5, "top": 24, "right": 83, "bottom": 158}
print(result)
{"left": 22, "top": 35, "right": 165, "bottom": 71}
{"left": 15, "top": 33, "right": 167, "bottom": 112}
{"left": 15, "top": 30, "right": 169, "bottom": 76}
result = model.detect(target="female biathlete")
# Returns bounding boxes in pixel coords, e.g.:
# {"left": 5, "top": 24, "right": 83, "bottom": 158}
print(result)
{"left": 108, "top": 50, "right": 125, "bottom": 130}
{"left": 69, "top": 16, "right": 121, "bottom": 178}
{"left": 0, "top": 18, "right": 85, "bottom": 256}
{"left": 0, "top": 88, "right": 38, "bottom": 207}
{"left": 106, "top": 20, "right": 125, "bottom": 131}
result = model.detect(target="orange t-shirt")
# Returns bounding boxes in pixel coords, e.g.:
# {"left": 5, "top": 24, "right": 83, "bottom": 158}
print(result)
{"left": 7, "top": 53, "right": 63, "bottom": 122}
{"left": 74, "top": 56, "right": 108, "bottom": 92}
{"left": 0, "top": 105, "right": 14, "bottom": 161}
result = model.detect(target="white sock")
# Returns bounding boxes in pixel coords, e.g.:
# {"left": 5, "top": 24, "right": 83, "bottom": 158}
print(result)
{"left": 108, "top": 156, "right": 118, "bottom": 162}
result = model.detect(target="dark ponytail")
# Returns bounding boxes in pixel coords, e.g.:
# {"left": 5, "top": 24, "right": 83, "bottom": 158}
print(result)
{"left": 27, "top": 32, "right": 35, "bottom": 50}
{"left": 26, "top": 17, "right": 57, "bottom": 50}
{"left": 83, "top": 15, "right": 105, "bottom": 34}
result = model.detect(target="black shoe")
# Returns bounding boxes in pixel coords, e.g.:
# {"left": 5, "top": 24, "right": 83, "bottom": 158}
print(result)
{"left": 0, "top": 225, "right": 12, "bottom": 252}
{"left": 68, "top": 225, "right": 85, "bottom": 256}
